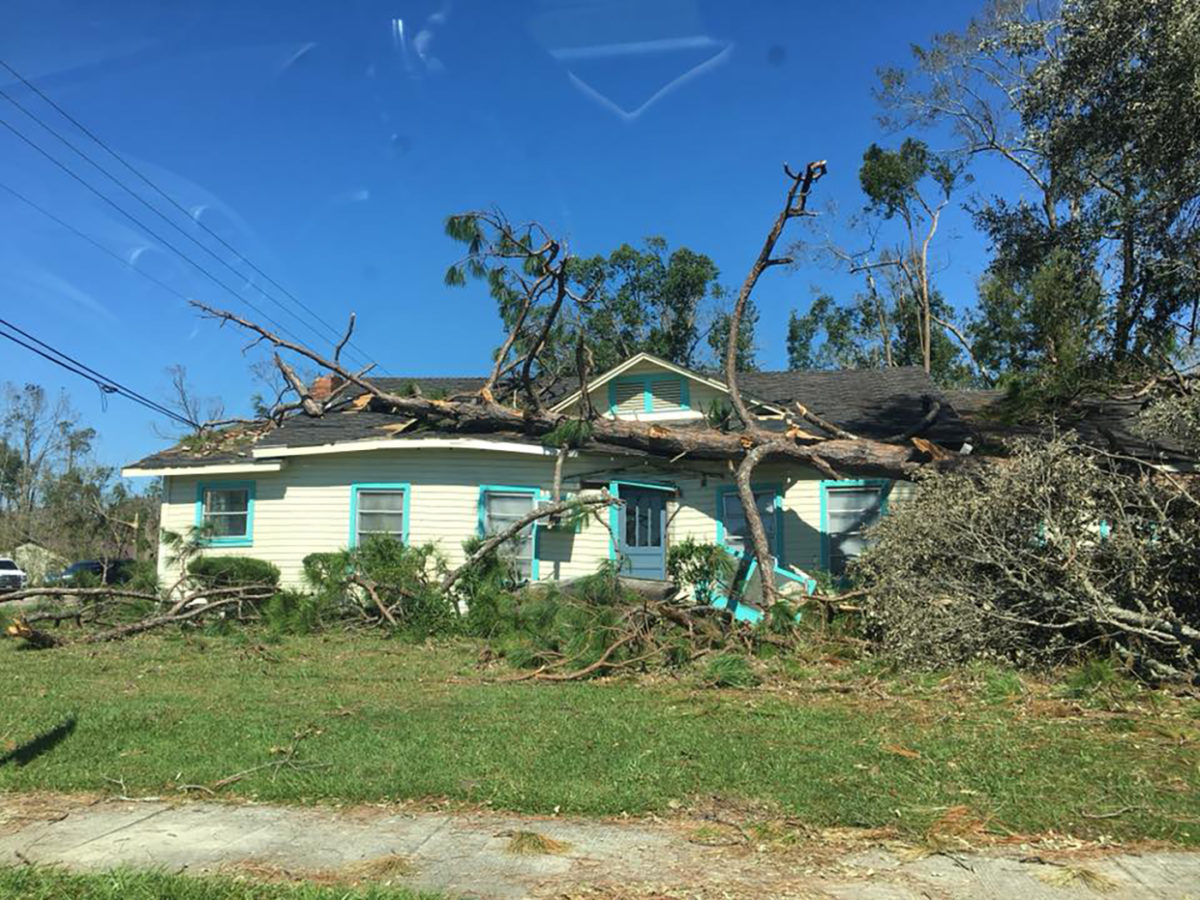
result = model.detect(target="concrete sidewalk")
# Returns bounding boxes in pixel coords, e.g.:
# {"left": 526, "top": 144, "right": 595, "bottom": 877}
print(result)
{"left": 1, "top": 794, "right": 1197, "bottom": 898}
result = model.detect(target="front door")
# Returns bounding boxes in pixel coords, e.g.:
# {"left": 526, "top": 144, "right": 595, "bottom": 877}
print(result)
{"left": 617, "top": 486, "right": 668, "bottom": 579}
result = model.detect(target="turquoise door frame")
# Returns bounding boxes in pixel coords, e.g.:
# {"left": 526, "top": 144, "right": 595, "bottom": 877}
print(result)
{"left": 607, "top": 479, "right": 675, "bottom": 579}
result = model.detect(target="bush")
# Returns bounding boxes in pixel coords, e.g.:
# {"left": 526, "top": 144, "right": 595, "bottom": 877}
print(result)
{"left": 302, "top": 537, "right": 457, "bottom": 637}
{"left": 265, "top": 589, "right": 331, "bottom": 635}
{"left": 667, "top": 539, "right": 735, "bottom": 600}
{"left": 188, "top": 556, "right": 280, "bottom": 588}
{"left": 856, "top": 436, "right": 1200, "bottom": 680}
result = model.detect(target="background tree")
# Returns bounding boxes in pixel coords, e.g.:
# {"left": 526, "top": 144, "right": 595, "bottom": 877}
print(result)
{"left": 785, "top": 139, "right": 975, "bottom": 384}
{"left": 474, "top": 234, "right": 751, "bottom": 386}
{"left": 879, "top": 0, "right": 1200, "bottom": 384}
{"left": 0, "top": 383, "right": 157, "bottom": 563}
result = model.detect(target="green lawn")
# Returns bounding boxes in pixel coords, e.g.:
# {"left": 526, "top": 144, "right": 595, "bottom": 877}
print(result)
{"left": 1, "top": 632, "right": 1197, "bottom": 845}
{"left": 0, "top": 866, "right": 437, "bottom": 899}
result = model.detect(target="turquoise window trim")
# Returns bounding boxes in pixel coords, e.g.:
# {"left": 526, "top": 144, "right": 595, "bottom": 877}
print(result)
{"left": 607, "top": 480, "right": 620, "bottom": 562}
{"left": 195, "top": 480, "right": 256, "bottom": 547}
{"left": 608, "top": 373, "right": 690, "bottom": 414}
{"left": 819, "top": 479, "right": 891, "bottom": 571}
{"left": 349, "top": 482, "right": 411, "bottom": 548}
{"left": 478, "top": 484, "right": 541, "bottom": 581}
{"left": 715, "top": 482, "right": 785, "bottom": 567}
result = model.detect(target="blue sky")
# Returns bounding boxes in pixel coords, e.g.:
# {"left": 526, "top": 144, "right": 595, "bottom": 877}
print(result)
{"left": 1, "top": 1, "right": 1014, "bottom": 471}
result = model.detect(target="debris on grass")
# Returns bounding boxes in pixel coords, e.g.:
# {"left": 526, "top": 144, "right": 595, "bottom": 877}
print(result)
{"left": 502, "top": 830, "right": 572, "bottom": 855}
{"left": 1037, "top": 864, "right": 1119, "bottom": 892}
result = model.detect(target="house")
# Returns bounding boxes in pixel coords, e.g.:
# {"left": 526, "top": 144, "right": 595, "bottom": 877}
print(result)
{"left": 123, "top": 354, "right": 972, "bottom": 611}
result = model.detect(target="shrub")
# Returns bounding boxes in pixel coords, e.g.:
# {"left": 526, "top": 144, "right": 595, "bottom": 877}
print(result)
{"left": 667, "top": 539, "right": 735, "bottom": 600}
{"left": 856, "top": 436, "right": 1200, "bottom": 680}
{"left": 265, "top": 589, "right": 331, "bottom": 635}
{"left": 303, "top": 537, "right": 457, "bottom": 637}
{"left": 188, "top": 556, "right": 280, "bottom": 588}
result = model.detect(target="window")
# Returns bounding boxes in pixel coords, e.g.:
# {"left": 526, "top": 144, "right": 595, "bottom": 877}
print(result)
{"left": 824, "top": 482, "right": 887, "bottom": 575}
{"left": 481, "top": 488, "right": 537, "bottom": 580}
{"left": 353, "top": 485, "right": 408, "bottom": 546}
{"left": 719, "top": 489, "right": 779, "bottom": 558}
{"left": 609, "top": 374, "right": 689, "bottom": 414}
{"left": 196, "top": 482, "right": 254, "bottom": 544}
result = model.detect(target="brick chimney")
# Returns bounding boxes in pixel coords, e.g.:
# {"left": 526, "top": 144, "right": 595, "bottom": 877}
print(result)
{"left": 309, "top": 374, "right": 343, "bottom": 402}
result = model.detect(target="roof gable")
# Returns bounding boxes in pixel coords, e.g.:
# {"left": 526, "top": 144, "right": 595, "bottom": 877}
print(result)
{"left": 548, "top": 352, "right": 734, "bottom": 414}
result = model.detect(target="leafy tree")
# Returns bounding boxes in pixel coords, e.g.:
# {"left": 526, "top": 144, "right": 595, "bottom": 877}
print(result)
{"left": 0, "top": 383, "right": 158, "bottom": 561}
{"left": 856, "top": 139, "right": 962, "bottom": 375}
{"left": 448, "top": 225, "right": 752, "bottom": 381}
{"left": 787, "top": 286, "right": 972, "bottom": 385}
{"left": 879, "top": 0, "right": 1200, "bottom": 378}
{"left": 707, "top": 299, "right": 759, "bottom": 372}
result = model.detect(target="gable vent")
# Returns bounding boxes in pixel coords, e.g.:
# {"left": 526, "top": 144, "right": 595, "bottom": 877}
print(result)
{"left": 649, "top": 378, "right": 683, "bottom": 411}
{"left": 614, "top": 381, "right": 644, "bottom": 414}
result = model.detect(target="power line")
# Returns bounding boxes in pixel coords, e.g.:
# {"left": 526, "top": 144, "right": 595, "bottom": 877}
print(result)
{"left": 0, "top": 315, "right": 187, "bottom": 423}
{"left": 0, "top": 114, "right": 299, "bottom": 341}
{"left": 0, "top": 87, "right": 369, "bottom": 366}
{"left": 0, "top": 57, "right": 379, "bottom": 372}
{"left": 0, "top": 179, "right": 194, "bottom": 306}
{"left": 0, "top": 319, "right": 195, "bottom": 428}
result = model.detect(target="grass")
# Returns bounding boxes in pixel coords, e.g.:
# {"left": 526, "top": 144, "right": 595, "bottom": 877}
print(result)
{"left": 0, "top": 865, "right": 438, "bottom": 899}
{"left": 0, "top": 633, "right": 1197, "bottom": 846}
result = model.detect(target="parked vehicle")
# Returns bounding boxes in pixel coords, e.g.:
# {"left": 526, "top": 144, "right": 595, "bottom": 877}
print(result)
{"left": 47, "top": 559, "right": 136, "bottom": 586}
{"left": 0, "top": 557, "right": 28, "bottom": 592}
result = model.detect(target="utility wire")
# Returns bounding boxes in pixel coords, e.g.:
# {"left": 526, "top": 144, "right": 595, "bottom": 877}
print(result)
{"left": 0, "top": 57, "right": 378, "bottom": 372}
{"left": 0, "top": 320, "right": 194, "bottom": 428}
{"left": 0, "top": 179, "right": 194, "bottom": 305}
{"left": 0, "top": 87, "right": 367, "bottom": 365}
{"left": 0, "top": 315, "right": 187, "bottom": 423}
{"left": 0, "top": 114, "right": 298, "bottom": 341}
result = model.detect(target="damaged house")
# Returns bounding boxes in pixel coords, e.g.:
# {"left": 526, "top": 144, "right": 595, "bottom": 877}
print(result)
{"left": 123, "top": 353, "right": 972, "bottom": 617}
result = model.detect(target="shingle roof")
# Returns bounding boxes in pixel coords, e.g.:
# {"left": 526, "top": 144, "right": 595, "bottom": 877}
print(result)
{"left": 738, "top": 366, "right": 968, "bottom": 443}
{"left": 125, "top": 363, "right": 970, "bottom": 469}
{"left": 367, "top": 376, "right": 489, "bottom": 397}
{"left": 945, "top": 388, "right": 1195, "bottom": 463}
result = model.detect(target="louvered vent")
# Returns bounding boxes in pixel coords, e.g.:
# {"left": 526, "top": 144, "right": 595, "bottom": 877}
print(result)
{"left": 614, "top": 381, "right": 644, "bottom": 414}
{"left": 649, "top": 378, "right": 682, "bottom": 411}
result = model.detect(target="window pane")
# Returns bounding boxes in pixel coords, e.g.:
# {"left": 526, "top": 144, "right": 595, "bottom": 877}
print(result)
{"left": 359, "top": 491, "right": 405, "bottom": 512}
{"left": 826, "top": 485, "right": 885, "bottom": 572}
{"left": 205, "top": 488, "right": 247, "bottom": 514}
{"left": 722, "top": 491, "right": 775, "bottom": 553}
{"left": 202, "top": 488, "right": 249, "bottom": 537}
{"left": 356, "top": 489, "right": 405, "bottom": 544}
{"left": 209, "top": 512, "right": 248, "bottom": 537}
{"left": 358, "top": 511, "right": 405, "bottom": 534}
{"left": 487, "top": 493, "right": 533, "bottom": 519}
{"left": 484, "top": 492, "right": 535, "bottom": 578}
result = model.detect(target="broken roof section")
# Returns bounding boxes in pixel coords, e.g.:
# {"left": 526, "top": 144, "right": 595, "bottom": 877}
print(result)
{"left": 946, "top": 388, "right": 1196, "bottom": 467}
{"left": 124, "top": 354, "right": 971, "bottom": 473}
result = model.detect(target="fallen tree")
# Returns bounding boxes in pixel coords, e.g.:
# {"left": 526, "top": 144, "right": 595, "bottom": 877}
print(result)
{"left": 856, "top": 435, "right": 1200, "bottom": 681}
{"left": 2, "top": 583, "right": 276, "bottom": 648}
{"left": 185, "top": 160, "right": 973, "bottom": 604}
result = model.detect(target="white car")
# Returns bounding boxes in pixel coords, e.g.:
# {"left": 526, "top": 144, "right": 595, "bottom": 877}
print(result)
{"left": 0, "top": 557, "right": 28, "bottom": 592}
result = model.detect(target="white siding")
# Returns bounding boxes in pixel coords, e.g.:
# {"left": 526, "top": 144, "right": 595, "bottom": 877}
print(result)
{"left": 160, "top": 449, "right": 617, "bottom": 588}
{"left": 158, "top": 446, "right": 903, "bottom": 593}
